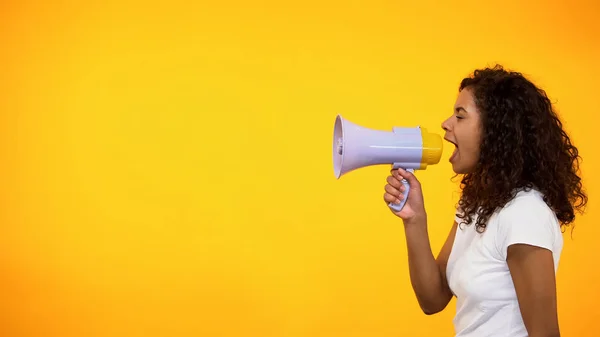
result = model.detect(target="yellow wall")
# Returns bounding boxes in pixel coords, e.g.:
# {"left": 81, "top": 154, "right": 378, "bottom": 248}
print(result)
{"left": 1, "top": 1, "right": 598, "bottom": 336}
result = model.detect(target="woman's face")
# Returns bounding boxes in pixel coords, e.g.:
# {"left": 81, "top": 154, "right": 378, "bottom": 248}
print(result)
{"left": 441, "top": 87, "right": 483, "bottom": 174}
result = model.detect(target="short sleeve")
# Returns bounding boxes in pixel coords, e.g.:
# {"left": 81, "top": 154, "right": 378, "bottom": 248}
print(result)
{"left": 495, "top": 195, "right": 558, "bottom": 261}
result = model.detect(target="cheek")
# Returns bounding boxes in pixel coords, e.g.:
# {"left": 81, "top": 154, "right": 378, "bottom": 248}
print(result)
{"left": 463, "top": 122, "right": 482, "bottom": 149}
{"left": 460, "top": 134, "right": 481, "bottom": 159}
{"left": 466, "top": 134, "right": 482, "bottom": 159}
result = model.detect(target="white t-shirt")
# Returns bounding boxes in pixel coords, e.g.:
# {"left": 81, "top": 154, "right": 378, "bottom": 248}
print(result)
{"left": 446, "top": 188, "right": 563, "bottom": 337}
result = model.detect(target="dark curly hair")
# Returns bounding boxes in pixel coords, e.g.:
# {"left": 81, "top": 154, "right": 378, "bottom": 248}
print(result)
{"left": 455, "top": 64, "right": 587, "bottom": 233}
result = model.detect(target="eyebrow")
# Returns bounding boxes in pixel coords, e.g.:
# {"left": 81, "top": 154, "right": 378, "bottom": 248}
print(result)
{"left": 455, "top": 106, "right": 468, "bottom": 113}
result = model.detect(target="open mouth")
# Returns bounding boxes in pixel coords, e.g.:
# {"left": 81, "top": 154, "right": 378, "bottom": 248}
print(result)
{"left": 445, "top": 138, "right": 458, "bottom": 162}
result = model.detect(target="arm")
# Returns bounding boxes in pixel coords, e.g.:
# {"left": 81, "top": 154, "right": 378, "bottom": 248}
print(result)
{"left": 507, "top": 243, "right": 561, "bottom": 337}
{"left": 384, "top": 168, "right": 456, "bottom": 315}
{"left": 404, "top": 219, "right": 457, "bottom": 315}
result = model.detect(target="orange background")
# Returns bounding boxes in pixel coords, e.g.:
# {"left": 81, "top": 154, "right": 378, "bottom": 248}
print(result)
{"left": 1, "top": 1, "right": 599, "bottom": 336}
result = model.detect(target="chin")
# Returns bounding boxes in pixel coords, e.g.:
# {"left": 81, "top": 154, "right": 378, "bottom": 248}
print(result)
{"left": 452, "top": 168, "right": 465, "bottom": 175}
{"left": 451, "top": 163, "right": 471, "bottom": 175}
{"left": 451, "top": 162, "right": 461, "bottom": 174}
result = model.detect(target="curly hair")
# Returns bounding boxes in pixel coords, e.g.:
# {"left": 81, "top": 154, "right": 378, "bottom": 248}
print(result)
{"left": 455, "top": 64, "right": 587, "bottom": 233}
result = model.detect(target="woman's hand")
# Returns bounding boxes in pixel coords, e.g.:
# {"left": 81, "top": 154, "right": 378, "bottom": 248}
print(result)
{"left": 383, "top": 168, "right": 427, "bottom": 225}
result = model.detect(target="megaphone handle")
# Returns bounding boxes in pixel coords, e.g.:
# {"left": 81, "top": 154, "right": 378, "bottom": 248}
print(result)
{"left": 388, "top": 168, "right": 413, "bottom": 212}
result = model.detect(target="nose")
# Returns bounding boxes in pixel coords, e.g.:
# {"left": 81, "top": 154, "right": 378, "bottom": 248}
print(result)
{"left": 441, "top": 117, "right": 451, "bottom": 132}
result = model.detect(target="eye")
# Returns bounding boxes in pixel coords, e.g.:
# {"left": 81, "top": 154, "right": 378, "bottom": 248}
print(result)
{"left": 456, "top": 115, "right": 464, "bottom": 120}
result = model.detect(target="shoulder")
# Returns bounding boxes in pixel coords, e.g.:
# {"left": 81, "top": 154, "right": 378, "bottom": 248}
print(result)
{"left": 497, "top": 188, "right": 559, "bottom": 228}
{"left": 493, "top": 188, "right": 562, "bottom": 261}
{"left": 500, "top": 188, "right": 554, "bottom": 216}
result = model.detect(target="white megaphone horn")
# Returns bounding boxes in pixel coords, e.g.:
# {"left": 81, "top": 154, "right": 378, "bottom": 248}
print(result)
{"left": 332, "top": 114, "right": 443, "bottom": 212}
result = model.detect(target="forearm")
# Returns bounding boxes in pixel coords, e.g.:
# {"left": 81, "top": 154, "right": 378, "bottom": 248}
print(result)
{"left": 403, "top": 218, "right": 451, "bottom": 314}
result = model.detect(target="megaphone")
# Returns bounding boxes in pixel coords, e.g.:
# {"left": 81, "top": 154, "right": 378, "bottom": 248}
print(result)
{"left": 332, "top": 114, "right": 443, "bottom": 212}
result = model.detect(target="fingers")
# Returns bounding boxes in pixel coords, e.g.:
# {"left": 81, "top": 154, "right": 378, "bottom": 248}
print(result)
{"left": 383, "top": 192, "right": 400, "bottom": 204}
{"left": 384, "top": 173, "right": 405, "bottom": 204}
{"left": 385, "top": 183, "right": 404, "bottom": 196}
{"left": 386, "top": 174, "right": 403, "bottom": 189}
{"left": 395, "top": 168, "right": 420, "bottom": 187}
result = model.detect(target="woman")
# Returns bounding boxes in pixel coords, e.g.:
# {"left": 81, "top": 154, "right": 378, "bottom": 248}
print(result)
{"left": 384, "top": 65, "right": 587, "bottom": 337}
